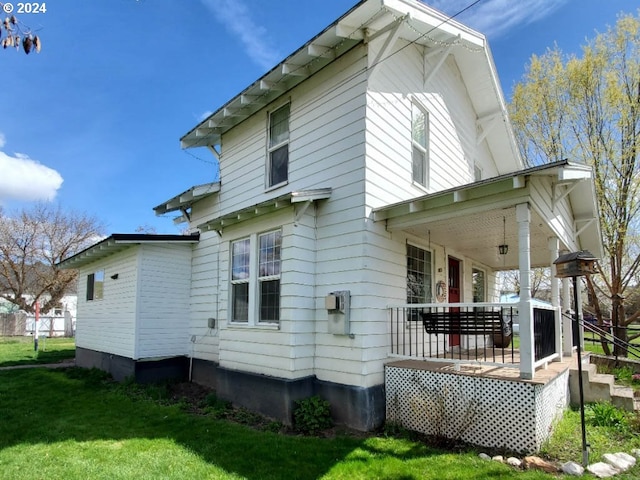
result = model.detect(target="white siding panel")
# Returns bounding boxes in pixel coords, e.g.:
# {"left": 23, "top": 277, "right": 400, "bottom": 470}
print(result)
{"left": 190, "top": 231, "right": 220, "bottom": 362}
{"left": 137, "top": 244, "right": 193, "bottom": 359}
{"left": 75, "top": 247, "right": 139, "bottom": 358}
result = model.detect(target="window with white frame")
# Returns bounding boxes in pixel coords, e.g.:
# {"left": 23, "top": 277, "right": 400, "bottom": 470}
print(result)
{"left": 472, "top": 268, "right": 485, "bottom": 303}
{"left": 407, "top": 244, "right": 432, "bottom": 305}
{"left": 86, "top": 269, "right": 104, "bottom": 301}
{"left": 230, "top": 229, "right": 282, "bottom": 324}
{"left": 268, "top": 104, "right": 290, "bottom": 188}
{"left": 411, "top": 101, "right": 429, "bottom": 187}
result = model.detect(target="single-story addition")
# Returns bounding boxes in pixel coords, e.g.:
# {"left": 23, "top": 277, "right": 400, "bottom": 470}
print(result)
{"left": 60, "top": 0, "right": 603, "bottom": 452}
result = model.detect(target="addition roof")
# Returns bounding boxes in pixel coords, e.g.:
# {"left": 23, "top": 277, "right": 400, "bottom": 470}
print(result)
{"left": 58, "top": 233, "right": 200, "bottom": 269}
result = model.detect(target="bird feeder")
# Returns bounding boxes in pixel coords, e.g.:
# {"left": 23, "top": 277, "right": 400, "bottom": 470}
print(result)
{"left": 553, "top": 250, "right": 597, "bottom": 278}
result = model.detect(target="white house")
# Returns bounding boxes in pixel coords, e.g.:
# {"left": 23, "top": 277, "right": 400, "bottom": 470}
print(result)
{"left": 60, "top": 0, "right": 602, "bottom": 451}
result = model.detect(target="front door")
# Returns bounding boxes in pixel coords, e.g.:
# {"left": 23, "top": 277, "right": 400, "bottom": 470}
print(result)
{"left": 448, "top": 257, "right": 461, "bottom": 347}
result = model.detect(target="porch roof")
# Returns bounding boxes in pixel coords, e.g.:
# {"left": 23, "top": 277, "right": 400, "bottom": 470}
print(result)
{"left": 197, "top": 188, "right": 332, "bottom": 233}
{"left": 58, "top": 233, "right": 201, "bottom": 269}
{"left": 372, "top": 160, "right": 603, "bottom": 270}
{"left": 153, "top": 182, "right": 220, "bottom": 216}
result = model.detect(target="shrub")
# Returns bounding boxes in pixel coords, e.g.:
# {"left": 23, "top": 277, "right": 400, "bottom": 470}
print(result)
{"left": 586, "top": 402, "right": 628, "bottom": 431}
{"left": 293, "top": 395, "right": 332, "bottom": 434}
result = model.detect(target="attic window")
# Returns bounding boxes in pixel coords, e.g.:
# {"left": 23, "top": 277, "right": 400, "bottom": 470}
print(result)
{"left": 268, "top": 103, "right": 290, "bottom": 188}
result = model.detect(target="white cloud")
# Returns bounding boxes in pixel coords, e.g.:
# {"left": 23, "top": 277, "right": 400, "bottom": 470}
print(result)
{"left": 428, "top": 0, "right": 568, "bottom": 39}
{"left": 200, "top": 0, "right": 282, "bottom": 70}
{"left": 198, "top": 110, "right": 213, "bottom": 121}
{"left": 0, "top": 149, "right": 63, "bottom": 202}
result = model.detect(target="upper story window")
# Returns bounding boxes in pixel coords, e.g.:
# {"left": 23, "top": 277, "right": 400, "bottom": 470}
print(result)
{"left": 268, "top": 104, "right": 290, "bottom": 188}
{"left": 230, "top": 229, "right": 282, "bottom": 325}
{"left": 411, "top": 101, "right": 429, "bottom": 187}
{"left": 86, "top": 269, "right": 104, "bottom": 301}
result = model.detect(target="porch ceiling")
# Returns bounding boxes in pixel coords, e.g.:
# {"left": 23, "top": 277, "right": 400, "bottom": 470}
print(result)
{"left": 401, "top": 206, "right": 551, "bottom": 271}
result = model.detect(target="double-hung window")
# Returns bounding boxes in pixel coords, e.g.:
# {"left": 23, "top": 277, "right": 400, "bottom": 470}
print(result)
{"left": 411, "top": 101, "right": 429, "bottom": 187}
{"left": 230, "top": 230, "right": 282, "bottom": 324}
{"left": 86, "top": 269, "right": 104, "bottom": 301}
{"left": 268, "top": 104, "right": 290, "bottom": 188}
{"left": 407, "top": 244, "right": 432, "bottom": 318}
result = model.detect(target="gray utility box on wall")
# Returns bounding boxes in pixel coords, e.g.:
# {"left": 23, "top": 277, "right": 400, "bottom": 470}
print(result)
{"left": 326, "top": 290, "right": 351, "bottom": 335}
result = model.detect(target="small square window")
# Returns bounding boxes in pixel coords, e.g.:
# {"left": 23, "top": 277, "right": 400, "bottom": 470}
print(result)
{"left": 86, "top": 270, "right": 104, "bottom": 301}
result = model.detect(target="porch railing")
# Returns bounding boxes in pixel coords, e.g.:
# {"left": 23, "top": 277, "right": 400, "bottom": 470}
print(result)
{"left": 389, "top": 303, "right": 516, "bottom": 367}
{"left": 533, "top": 306, "right": 556, "bottom": 361}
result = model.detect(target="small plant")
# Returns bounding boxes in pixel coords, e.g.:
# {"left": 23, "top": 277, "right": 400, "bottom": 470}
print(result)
{"left": 586, "top": 402, "right": 628, "bottom": 431}
{"left": 293, "top": 395, "right": 332, "bottom": 434}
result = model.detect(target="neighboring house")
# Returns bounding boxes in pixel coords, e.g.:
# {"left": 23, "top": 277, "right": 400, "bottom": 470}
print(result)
{"left": 0, "top": 293, "right": 77, "bottom": 336}
{"left": 60, "top": 0, "right": 603, "bottom": 451}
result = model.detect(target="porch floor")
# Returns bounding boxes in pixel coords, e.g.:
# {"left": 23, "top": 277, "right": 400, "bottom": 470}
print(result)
{"left": 387, "top": 350, "right": 581, "bottom": 385}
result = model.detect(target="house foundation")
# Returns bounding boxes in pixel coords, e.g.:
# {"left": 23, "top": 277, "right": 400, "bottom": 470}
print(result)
{"left": 76, "top": 347, "right": 188, "bottom": 384}
{"left": 191, "top": 359, "right": 385, "bottom": 431}
{"left": 385, "top": 360, "right": 570, "bottom": 453}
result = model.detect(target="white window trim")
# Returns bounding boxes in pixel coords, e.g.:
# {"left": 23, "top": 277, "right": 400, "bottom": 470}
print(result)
{"left": 228, "top": 230, "right": 282, "bottom": 328}
{"left": 406, "top": 241, "right": 434, "bottom": 303}
{"left": 86, "top": 269, "right": 105, "bottom": 302}
{"left": 266, "top": 102, "right": 290, "bottom": 190}
{"left": 410, "top": 98, "right": 430, "bottom": 189}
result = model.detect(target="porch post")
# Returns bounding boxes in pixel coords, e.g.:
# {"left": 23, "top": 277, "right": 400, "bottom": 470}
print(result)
{"left": 562, "top": 277, "right": 573, "bottom": 356}
{"left": 576, "top": 279, "right": 585, "bottom": 349}
{"left": 517, "top": 203, "right": 534, "bottom": 379}
{"left": 548, "top": 237, "right": 562, "bottom": 361}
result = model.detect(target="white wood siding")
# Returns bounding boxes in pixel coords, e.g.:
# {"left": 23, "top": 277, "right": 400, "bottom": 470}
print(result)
{"left": 189, "top": 230, "right": 220, "bottom": 362}
{"left": 189, "top": 46, "right": 368, "bottom": 226}
{"left": 75, "top": 247, "right": 139, "bottom": 358}
{"left": 185, "top": 38, "right": 515, "bottom": 389}
{"left": 136, "top": 244, "right": 193, "bottom": 359}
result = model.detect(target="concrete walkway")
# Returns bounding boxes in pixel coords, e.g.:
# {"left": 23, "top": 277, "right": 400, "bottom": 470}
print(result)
{"left": 0, "top": 360, "right": 75, "bottom": 371}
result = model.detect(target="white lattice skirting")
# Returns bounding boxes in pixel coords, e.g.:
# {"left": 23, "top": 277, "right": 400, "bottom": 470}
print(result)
{"left": 385, "top": 365, "right": 569, "bottom": 453}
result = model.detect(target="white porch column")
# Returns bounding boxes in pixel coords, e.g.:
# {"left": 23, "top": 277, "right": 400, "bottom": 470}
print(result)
{"left": 562, "top": 277, "right": 573, "bottom": 355}
{"left": 517, "top": 203, "right": 534, "bottom": 379}
{"left": 549, "top": 237, "right": 562, "bottom": 361}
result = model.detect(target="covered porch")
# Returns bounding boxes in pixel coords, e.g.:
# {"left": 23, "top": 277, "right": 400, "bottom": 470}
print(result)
{"left": 373, "top": 160, "right": 603, "bottom": 380}
{"left": 372, "top": 161, "right": 603, "bottom": 452}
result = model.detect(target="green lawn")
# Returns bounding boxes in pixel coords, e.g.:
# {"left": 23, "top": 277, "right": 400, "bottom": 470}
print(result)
{"left": 0, "top": 336, "right": 75, "bottom": 367}
{"left": 0, "top": 368, "right": 559, "bottom": 480}
{"left": 0, "top": 339, "right": 638, "bottom": 479}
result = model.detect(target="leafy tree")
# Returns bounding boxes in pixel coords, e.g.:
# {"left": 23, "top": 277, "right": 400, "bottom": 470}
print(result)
{"left": 0, "top": 203, "right": 104, "bottom": 315}
{"left": 509, "top": 12, "right": 640, "bottom": 355}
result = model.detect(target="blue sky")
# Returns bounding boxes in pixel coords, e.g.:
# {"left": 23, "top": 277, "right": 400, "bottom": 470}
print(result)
{"left": 0, "top": 0, "right": 636, "bottom": 233}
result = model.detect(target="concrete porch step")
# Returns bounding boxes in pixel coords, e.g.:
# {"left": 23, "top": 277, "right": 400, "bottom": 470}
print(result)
{"left": 569, "top": 363, "right": 638, "bottom": 412}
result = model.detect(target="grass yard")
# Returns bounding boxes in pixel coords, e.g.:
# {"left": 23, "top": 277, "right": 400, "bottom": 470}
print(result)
{"left": 0, "top": 339, "right": 639, "bottom": 479}
{"left": 0, "top": 368, "right": 560, "bottom": 480}
{"left": 0, "top": 336, "right": 75, "bottom": 367}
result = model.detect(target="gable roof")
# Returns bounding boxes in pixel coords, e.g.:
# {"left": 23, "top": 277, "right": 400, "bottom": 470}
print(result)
{"left": 180, "top": 0, "right": 520, "bottom": 171}
{"left": 58, "top": 234, "right": 200, "bottom": 269}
